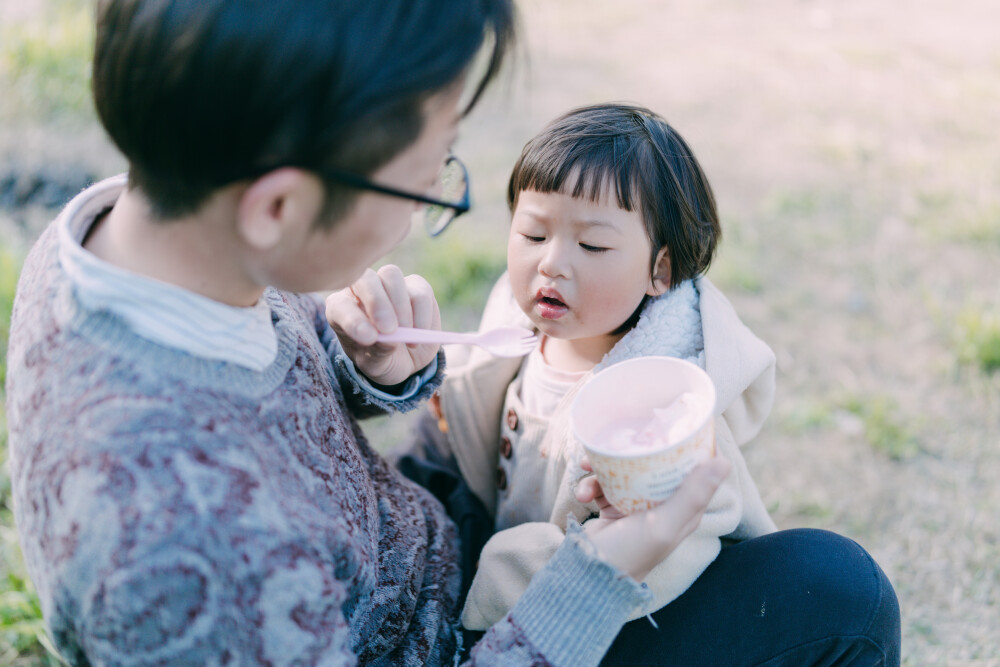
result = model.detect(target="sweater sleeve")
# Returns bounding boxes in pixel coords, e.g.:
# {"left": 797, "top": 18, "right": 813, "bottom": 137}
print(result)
{"left": 464, "top": 519, "right": 653, "bottom": 667}
{"left": 302, "top": 290, "right": 446, "bottom": 417}
{"left": 333, "top": 349, "right": 446, "bottom": 418}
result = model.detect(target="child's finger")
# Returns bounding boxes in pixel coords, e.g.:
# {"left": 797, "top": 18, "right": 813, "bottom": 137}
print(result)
{"left": 575, "top": 477, "right": 617, "bottom": 514}
{"left": 575, "top": 475, "right": 600, "bottom": 503}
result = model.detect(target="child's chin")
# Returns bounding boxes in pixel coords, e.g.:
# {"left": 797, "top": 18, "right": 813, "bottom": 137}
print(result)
{"left": 534, "top": 320, "right": 573, "bottom": 340}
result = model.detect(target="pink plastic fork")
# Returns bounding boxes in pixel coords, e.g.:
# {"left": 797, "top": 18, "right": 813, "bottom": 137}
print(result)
{"left": 376, "top": 326, "right": 538, "bottom": 358}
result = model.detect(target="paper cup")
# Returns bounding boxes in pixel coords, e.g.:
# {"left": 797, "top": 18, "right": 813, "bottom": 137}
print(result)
{"left": 570, "top": 356, "right": 717, "bottom": 515}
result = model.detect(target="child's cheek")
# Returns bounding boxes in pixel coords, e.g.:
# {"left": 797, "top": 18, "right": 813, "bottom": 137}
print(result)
{"left": 588, "top": 278, "right": 643, "bottom": 322}
{"left": 588, "top": 288, "right": 627, "bottom": 318}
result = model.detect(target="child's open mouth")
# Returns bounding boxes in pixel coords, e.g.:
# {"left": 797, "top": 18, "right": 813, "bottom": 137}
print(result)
{"left": 536, "top": 291, "right": 569, "bottom": 319}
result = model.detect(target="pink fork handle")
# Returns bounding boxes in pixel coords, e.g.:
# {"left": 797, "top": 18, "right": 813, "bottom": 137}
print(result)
{"left": 375, "top": 327, "right": 473, "bottom": 346}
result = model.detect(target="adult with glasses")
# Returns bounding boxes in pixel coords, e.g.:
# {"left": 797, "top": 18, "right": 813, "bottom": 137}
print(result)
{"left": 5, "top": 1, "right": 736, "bottom": 665}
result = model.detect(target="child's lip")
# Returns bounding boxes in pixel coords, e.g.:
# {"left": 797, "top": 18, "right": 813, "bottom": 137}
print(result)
{"left": 536, "top": 287, "right": 567, "bottom": 306}
{"left": 535, "top": 287, "right": 569, "bottom": 319}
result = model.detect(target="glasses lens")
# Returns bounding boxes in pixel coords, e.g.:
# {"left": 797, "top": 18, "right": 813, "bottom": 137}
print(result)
{"left": 439, "top": 159, "right": 466, "bottom": 203}
{"left": 422, "top": 205, "right": 455, "bottom": 236}
{"left": 423, "top": 158, "right": 468, "bottom": 236}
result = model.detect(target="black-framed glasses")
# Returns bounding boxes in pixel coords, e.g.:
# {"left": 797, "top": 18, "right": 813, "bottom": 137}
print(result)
{"left": 322, "top": 155, "right": 470, "bottom": 237}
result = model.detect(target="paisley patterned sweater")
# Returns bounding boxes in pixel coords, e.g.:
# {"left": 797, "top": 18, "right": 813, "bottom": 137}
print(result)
{"left": 5, "top": 184, "right": 649, "bottom": 666}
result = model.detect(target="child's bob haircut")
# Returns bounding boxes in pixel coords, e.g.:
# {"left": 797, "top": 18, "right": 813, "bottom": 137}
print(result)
{"left": 93, "top": 0, "right": 515, "bottom": 222}
{"left": 507, "top": 103, "right": 721, "bottom": 289}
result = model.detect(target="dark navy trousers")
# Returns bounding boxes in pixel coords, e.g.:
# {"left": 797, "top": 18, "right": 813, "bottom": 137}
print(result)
{"left": 601, "top": 528, "right": 900, "bottom": 666}
{"left": 395, "top": 413, "right": 901, "bottom": 666}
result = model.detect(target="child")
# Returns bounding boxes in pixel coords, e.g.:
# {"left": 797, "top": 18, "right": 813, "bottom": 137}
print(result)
{"left": 427, "top": 103, "right": 779, "bottom": 630}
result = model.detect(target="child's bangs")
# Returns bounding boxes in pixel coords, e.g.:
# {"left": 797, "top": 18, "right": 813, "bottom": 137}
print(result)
{"left": 510, "top": 138, "right": 643, "bottom": 212}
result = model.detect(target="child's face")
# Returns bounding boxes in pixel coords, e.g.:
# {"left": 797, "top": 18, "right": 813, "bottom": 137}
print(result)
{"left": 507, "top": 188, "right": 663, "bottom": 345}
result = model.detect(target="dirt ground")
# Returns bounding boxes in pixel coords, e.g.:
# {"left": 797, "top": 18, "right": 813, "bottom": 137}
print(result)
{"left": 2, "top": 0, "right": 999, "bottom": 664}
{"left": 461, "top": 3, "right": 1000, "bottom": 663}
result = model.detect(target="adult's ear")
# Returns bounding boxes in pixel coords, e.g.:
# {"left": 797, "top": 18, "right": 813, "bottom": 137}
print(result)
{"left": 647, "top": 245, "right": 672, "bottom": 296}
{"left": 235, "top": 168, "right": 324, "bottom": 250}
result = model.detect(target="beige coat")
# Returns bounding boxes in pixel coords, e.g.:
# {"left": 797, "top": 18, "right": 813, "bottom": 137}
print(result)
{"left": 437, "top": 274, "right": 778, "bottom": 630}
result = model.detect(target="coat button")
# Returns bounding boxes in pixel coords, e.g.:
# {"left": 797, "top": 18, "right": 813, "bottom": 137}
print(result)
{"left": 500, "top": 436, "right": 513, "bottom": 459}
{"left": 506, "top": 408, "right": 519, "bottom": 431}
{"left": 497, "top": 467, "right": 507, "bottom": 491}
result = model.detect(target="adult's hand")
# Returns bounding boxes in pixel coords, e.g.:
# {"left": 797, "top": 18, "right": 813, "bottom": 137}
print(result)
{"left": 325, "top": 265, "right": 442, "bottom": 387}
{"left": 576, "top": 457, "right": 731, "bottom": 582}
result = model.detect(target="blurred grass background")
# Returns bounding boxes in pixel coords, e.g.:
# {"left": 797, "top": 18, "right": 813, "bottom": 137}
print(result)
{"left": 1, "top": 0, "right": 999, "bottom": 664}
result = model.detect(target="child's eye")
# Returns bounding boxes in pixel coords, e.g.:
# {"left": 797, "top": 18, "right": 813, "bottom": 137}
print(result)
{"left": 522, "top": 234, "right": 545, "bottom": 243}
{"left": 580, "top": 243, "right": 610, "bottom": 253}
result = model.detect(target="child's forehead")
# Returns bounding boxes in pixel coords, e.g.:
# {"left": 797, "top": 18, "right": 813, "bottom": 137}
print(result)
{"left": 513, "top": 189, "right": 643, "bottom": 229}
{"left": 518, "top": 186, "right": 617, "bottom": 208}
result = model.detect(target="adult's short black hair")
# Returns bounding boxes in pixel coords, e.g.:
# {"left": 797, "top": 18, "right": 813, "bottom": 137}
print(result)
{"left": 507, "top": 103, "right": 721, "bottom": 289}
{"left": 93, "top": 0, "right": 516, "bottom": 221}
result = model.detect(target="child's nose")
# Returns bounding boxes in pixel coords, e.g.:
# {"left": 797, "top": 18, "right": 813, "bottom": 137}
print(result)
{"left": 538, "top": 243, "right": 569, "bottom": 278}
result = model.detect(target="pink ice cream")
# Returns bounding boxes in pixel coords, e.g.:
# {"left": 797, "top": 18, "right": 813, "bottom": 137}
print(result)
{"left": 595, "top": 392, "right": 710, "bottom": 455}
{"left": 571, "top": 357, "right": 717, "bottom": 513}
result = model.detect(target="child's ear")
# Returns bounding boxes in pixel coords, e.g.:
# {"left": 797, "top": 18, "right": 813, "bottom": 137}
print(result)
{"left": 236, "top": 168, "right": 324, "bottom": 250}
{"left": 646, "top": 246, "right": 672, "bottom": 296}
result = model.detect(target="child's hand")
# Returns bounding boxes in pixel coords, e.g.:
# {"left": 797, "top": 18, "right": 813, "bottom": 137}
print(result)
{"left": 325, "top": 265, "right": 442, "bottom": 388}
{"left": 576, "top": 458, "right": 627, "bottom": 520}
{"left": 576, "top": 457, "right": 730, "bottom": 582}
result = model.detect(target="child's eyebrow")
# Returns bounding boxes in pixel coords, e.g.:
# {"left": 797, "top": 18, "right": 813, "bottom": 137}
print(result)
{"left": 513, "top": 208, "right": 549, "bottom": 222}
{"left": 574, "top": 218, "right": 623, "bottom": 234}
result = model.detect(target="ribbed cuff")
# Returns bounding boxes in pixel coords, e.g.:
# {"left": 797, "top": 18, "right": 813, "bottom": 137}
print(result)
{"left": 509, "top": 518, "right": 653, "bottom": 667}
{"left": 335, "top": 353, "right": 438, "bottom": 402}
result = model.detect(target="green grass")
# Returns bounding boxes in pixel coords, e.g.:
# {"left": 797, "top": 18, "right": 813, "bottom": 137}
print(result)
{"left": 705, "top": 215, "right": 764, "bottom": 293}
{"left": 1, "top": 251, "right": 22, "bottom": 387}
{"left": 778, "top": 394, "right": 920, "bottom": 461}
{"left": 709, "top": 246, "right": 763, "bottom": 294}
{"left": 770, "top": 189, "right": 821, "bottom": 217}
{"left": 794, "top": 502, "right": 833, "bottom": 520}
{"left": 407, "top": 235, "right": 507, "bottom": 329}
{"left": 954, "top": 307, "right": 1000, "bottom": 374}
{"left": 841, "top": 394, "right": 920, "bottom": 461}
{"left": 778, "top": 399, "right": 836, "bottom": 435}
{"left": 910, "top": 187, "right": 1000, "bottom": 246}
{"left": 0, "top": 0, "right": 96, "bottom": 121}
{"left": 0, "top": 549, "right": 63, "bottom": 667}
